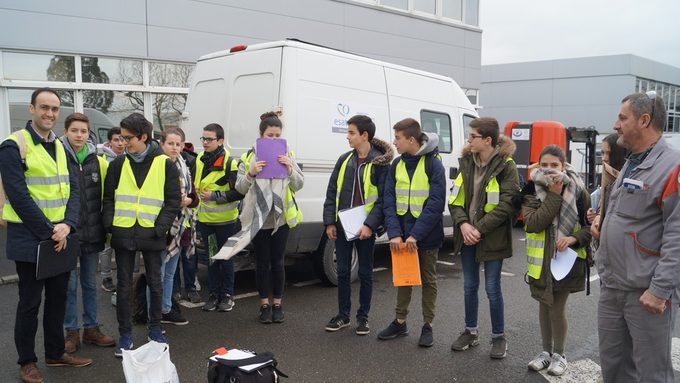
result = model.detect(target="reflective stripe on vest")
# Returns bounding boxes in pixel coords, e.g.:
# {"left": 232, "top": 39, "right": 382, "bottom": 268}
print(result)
{"left": 242, "top": 150, "right": 302, "bottom": 228}
{"left": 2, "top": 130, "right": 70, "bottom": 223}
{"left": 525, "top": 225, "right": 587, "bottom": 279}
{"left": 194, "top": 150, "right": 238, "bottom": 223}
{"left": 335, "top": 152, "right": 377, "bottom": 219}
{"left": 113, "top": 155, "right": 167, "bottom": 228}
{"left": 395, "top": 156, "right": 429, "bottom": 218}
{"left": 448, "top": 157, "right": 513, "bottom": 213}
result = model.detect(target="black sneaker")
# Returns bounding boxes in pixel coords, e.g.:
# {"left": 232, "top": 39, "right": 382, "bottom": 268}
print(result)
{"left": 101, "top": 277, "right": 116, "bottom": 292}
{"left": 217, "top": 295, "right": 235, "bottom": 312}
{"left": 418, "top": 323, "right": 434, "bottom": 347}
{"left": 325, "top": 315, "right": 350, "bottom": 332}
{"left": 202, "top": 295, "right": 219, "bottom": 311}
{"left": 259, "top": 304, "right": 272, "bottom": 324}
{"left": 377, "top": 320, "right": 408, "bottom": 340}
{"left": 356, "top": 318, "right": 370, "bottom": 335}
{"left": 272, "top": 304, "right": 284, "bottom": 323}
{"left": 187, "top": 290, "right": 203, "bottom": 304}
{"left": 161, "top": 310, "right": 189, "bottom": 325}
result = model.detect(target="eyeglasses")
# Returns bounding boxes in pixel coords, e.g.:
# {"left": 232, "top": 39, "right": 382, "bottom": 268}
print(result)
{"left": 199, "top": 137, "right": 217, "bottom": 143}
{"left": 468, "top": 133, "right": 484, "bottom": 140}
{"left": 121, "top": 135, "right": 138, "bottom": 142}
{"left": 646, "top": 91, "right": 656, "bottom": 127}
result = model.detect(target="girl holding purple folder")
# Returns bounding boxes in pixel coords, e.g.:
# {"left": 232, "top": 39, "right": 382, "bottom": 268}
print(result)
{"left": 235, "top": 112, "right": 304, "bottom": 324}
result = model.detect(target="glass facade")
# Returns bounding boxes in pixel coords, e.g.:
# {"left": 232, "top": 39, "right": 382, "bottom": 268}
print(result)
{"left": 636, "top": 78, "right": 680, "bottom": 133}
{"left": 0, "top": 50, "right": 193, "bottom": 139}
{"left": 364, "top": 0, "right": 479, "bottom": 26}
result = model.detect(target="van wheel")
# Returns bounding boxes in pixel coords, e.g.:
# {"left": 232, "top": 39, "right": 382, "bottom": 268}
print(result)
{"left": 314, "top": 235, "right": 359, "bottom": 286}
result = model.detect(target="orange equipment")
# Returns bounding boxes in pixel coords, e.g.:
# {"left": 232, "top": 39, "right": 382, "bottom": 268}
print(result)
{"left": 504, "top": 121, "right": 569, "bottom": 183}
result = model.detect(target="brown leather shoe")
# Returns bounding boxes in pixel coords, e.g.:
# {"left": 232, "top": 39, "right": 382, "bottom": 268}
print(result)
{"left": 20, "top": 362, "right": 44, "bottom": 383}
{"left": 45, "top": 353, "right": 92, "bottom": 367}
{"left": 82, "top": 326, "right": 115, "bottom": 347}
{"left": 64, "top": 329, "right": 80, "bottom": 353}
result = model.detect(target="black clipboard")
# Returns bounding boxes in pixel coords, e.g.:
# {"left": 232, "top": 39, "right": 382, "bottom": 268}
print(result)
{"left": 36, "top": 234, "right": 80, "bottom": 280}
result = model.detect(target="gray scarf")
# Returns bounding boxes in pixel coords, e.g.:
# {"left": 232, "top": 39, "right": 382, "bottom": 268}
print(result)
{"left": 125, "top": 143, "right": 151, "bottom": 163}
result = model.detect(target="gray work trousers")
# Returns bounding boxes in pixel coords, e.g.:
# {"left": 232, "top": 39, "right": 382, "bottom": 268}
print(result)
{"left": 598, "top": 286, "right": 676, "bottom": 383}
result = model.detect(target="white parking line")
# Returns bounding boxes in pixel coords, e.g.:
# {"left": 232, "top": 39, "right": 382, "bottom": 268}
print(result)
{"left": 373, "top": 267, "right": 388, "bottom": 272}
{"left": 293, "top": 279, "right": 321, "bottom": 287}
{"left": 233, "top": 292, "right": 259, "bottom": 300}
{"left": 589, "top": 274, "right": 600, "bottom": 283}
{"left": 437, "top": 260, "right": 455, "bottom": 266}
{"left": 501, "top": 271, "right": 515, "bottom": 277}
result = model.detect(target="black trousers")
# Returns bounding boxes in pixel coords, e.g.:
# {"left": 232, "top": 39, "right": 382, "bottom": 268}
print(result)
{"left": 114, "top": 248, "right": 163, "bottom": 336}
{"left": 253, "top": 225, "right": 290, "bottom": 300}
{"left": 14, "top": 261, "right": 70, "bottom": 365}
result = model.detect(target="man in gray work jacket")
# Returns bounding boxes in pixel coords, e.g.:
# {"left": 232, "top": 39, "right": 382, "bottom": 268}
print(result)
{"left": 593, "top": 91, "right": 680, "bottom": 383}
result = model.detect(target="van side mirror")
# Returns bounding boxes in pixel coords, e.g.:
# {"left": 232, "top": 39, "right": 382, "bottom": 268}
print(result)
{"left": 449, "top": 167, "right": 458, "bottom": 180}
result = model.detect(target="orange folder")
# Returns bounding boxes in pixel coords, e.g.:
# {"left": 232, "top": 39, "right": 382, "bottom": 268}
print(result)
{"left": 391, "top": 243, "right": 422, "bottom": 287}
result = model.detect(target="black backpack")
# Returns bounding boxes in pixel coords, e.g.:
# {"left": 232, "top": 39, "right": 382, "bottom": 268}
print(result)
{"left": 207, "top": 352, "right": 287, "bottom": 383}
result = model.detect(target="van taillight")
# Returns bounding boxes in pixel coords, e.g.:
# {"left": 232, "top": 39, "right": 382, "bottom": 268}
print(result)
{"left": 230, "top": 45, "right": 247, "bottom": 53}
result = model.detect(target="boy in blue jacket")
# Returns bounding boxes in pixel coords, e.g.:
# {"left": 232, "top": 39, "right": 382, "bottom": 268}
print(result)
{"left": 378, "top": 118, "right": 446, "bottom": 347}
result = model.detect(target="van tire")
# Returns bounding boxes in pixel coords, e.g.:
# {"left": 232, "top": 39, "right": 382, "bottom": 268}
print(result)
{"left": 314, "top": 235, "right": 358, "bottom": 286}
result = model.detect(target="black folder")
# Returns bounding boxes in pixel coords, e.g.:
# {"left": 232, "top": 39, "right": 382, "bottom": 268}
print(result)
{"left": 36, "top": 235, "right": 80, "bottom": 280}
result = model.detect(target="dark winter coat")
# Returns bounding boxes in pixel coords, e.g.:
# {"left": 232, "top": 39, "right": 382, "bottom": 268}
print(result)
{"left": 102, "top": 140, "right": 181, "bottom": 251}
{"left": 61, "top": 137, "right": 106, "bottom": 254}
{"left": 449, "top": 135, "right": 520, "bottom": 262}
{"left": 323, "top": 137, "right": 394, "bottom": 232}
{"left": 0, "top": 122, "right": 80, "bottom": 262}
{"left": 383, "top": 132, "right": 446, "bottom": 250}
{"left": 522, "top": 181, "right": 592, "bottom": 306}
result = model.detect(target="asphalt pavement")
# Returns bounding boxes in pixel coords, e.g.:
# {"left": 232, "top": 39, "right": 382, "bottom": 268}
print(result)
{"left": 0, "top": 229, "right": 678, "bottom": 382}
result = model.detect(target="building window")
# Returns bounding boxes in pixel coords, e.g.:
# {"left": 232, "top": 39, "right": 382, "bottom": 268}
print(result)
{"left": 152, "top": 93, "right": 186, "bottom": 132}
{"left": 149, "top": 62, "right": 193, "bottom": 87}
{"left": 381, "top": 0, "right": 408, "bottom": 10}
{"left": 82, "top": 90, "right": 144, "bottom": 140}
{"left": 464, "top": 0, "right": 479, "bottom": 26}
{"left": 442, "top": 0, "right": 463, "bottom": 20}
{"left": 82, "top": 56, "right": 143, "bottom": 85}
{"left": 2, "top": 52, "right": 75, "bottom": 82}
{"left": 413, "top": 0, "right": 436, "bottom": 14}
{"left": 421, "top": 110, "right": 452, "bottom": 153}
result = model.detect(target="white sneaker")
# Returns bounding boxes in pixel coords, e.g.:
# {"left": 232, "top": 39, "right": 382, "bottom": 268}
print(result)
{"left": 547, "top": 353, "right": 567, "bottom": 376}
{"left": 527, "top": 351, "right": 552, "bottom": 371}
{"left": 194, "top": 277, "right": 201, "bottom": 292}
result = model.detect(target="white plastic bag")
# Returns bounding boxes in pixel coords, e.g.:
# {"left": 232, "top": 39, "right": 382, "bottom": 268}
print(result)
{"left": 122, "top": 341, "right": 180, "bottom": 383}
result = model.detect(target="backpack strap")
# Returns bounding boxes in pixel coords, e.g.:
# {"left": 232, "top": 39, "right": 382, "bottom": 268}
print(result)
{"left": 14, "top": 132, "right": 27, "bottom": 161}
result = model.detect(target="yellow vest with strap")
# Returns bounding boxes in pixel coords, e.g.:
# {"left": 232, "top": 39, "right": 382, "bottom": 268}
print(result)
{"left": 335, "top": 152, "right": 378, "bottom": 219}
{"left": 395, "top": 155, "right": 433, "bottom": 218}
{"left": 195, "top": 151, "right": 239, "bottom": 223}
{"left": 2, "top": 129, "right": 70, "bottom": 223}
{"left": 525, "top": 225, "right": 587, "bottom": 279}
{"left": 97, "top": 155, "right": 109, "bottom": 200}
{"left": 241, "top": 149, "right": 302, "bottom": 228}
{"left": 113, "top": 155, "right": 167, "bottom": 228}
{"left": 448, "top": 157, "right": 514, "bottom": 213}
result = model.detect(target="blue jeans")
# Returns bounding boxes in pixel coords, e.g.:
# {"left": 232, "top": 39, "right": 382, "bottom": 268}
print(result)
{"left": 198, "top": 222, "right": 237, "bottom": 297}
{"left": 147, "top": 251, "right": 180, "bottom": 314}
{"left": 460, "top": 245, "right": 505, "bottom": 335}
{"left": 64, "top": 251, "right": 99, "bottom": 330}
{"left": 335, "top": 228, "right": 375, "bottom": 320}
{"left": 173, "top": 246, "right": 197, "bottom": 293}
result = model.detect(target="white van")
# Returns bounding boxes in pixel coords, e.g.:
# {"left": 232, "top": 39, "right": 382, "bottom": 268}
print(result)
{"left": 183, "top": 39, "right": 478, "bottom": 284}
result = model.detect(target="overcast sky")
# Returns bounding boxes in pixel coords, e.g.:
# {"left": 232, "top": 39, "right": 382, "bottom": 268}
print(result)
{"left": 480, "top": 0, "right": 680, "bottom": 68}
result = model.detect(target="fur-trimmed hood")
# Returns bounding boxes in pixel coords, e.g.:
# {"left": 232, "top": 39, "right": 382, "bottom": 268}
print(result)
{"left": 369, "top": 137, "right": 395, "bottom": 166}
{"left": 461, "top": 134, "right": 516, "bottom": 159}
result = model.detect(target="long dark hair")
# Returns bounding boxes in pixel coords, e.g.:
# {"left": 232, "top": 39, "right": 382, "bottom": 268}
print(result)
{"left": 259, "top": 112, "right": 282, "bottom": 136}
{"left": 602, "top": 133, "right": 626, "bottom": 171}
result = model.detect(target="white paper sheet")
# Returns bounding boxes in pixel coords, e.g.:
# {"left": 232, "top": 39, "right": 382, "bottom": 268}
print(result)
{"left": 551, "top": 247, "right": 578, "bottom": 281}
{"left": 338, "top": 205, "right": 368, "bottom": 241}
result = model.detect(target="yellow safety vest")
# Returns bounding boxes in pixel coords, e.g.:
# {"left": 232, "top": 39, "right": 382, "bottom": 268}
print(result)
{"left": 525, "top": 225, "right": 587, "bottom": 279}
{"left": 449, "top": 157, "right": 514, "bottom": 213}
{"left": 2, "top": 130, "right": 70, "bottom": 223}
{"left": 335, "top": 152, "right": 378, "bottom": 219}
{"left": 241, "top": 150, "right": 302, "bottom": 228}
{"left": 113, "top": 155, "right": 167, "bottom": 228}
{"left": 195, "top": 151, "right": 239, "bottom": 223}
{"left": 395, "top": 156, "right": 431, "bottom": 218}
{"left": 97, "top": 155, "right": 109, "bottom": 200}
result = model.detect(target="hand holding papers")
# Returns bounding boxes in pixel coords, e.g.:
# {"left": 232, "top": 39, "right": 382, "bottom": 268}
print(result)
{"left": 255, "top": 138, "right": 288, "bottom": 179}
{"left": 390, "top": 242, "right": 421, "bottom": 287}
{"left": 337, "top": 205, "right": 367, "bottom": 241}
{"left": 551, "top": 247, "right": 578, "bottom": 281}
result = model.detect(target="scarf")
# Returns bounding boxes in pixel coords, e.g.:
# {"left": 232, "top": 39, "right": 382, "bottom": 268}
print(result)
{"left": 212, "top": 177, "right": 289, "bottom": 260}
{"left": 530, "top": 163, "right": 584, "bottom": 244}
{"left": 126, "top": 143, "right": 151, "bottom": 163}
{"left": 165, "top": 155, "right": 197, "bottom": 262}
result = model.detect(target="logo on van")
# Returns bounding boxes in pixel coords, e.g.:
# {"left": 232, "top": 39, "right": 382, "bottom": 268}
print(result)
{"left": 337, "top": 103, "right": 350, "bottom": 117}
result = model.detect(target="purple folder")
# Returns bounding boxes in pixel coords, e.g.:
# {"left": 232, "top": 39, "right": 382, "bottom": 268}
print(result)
{"left": 255, "top": 138, "right": 288, "bottom": 179}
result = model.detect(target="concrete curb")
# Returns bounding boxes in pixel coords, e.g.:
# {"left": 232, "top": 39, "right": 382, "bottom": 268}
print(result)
{"left": 0, "top": 274, "right": 18, "bottom": 285}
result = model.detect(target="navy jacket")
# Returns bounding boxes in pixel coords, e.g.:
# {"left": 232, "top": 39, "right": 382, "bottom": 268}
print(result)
{"left": 0, "top": 122, "right": 80, "bottom": 262}
{"left": 383, "top": 133, "right": 445, "bottom": 250}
